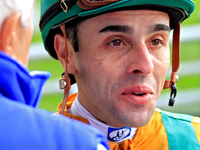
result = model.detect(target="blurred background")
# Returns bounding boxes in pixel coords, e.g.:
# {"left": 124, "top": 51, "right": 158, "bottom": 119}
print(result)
{"left": 30, "top": 0, "right": 200, "bottom": 116}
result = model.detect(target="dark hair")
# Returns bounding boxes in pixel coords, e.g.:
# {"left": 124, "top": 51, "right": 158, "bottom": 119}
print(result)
{"left": 65, "top": 19, "right": 84, "bottom": 52}
{"left": 45, "top": 18, "right": 85, "bottom": 59}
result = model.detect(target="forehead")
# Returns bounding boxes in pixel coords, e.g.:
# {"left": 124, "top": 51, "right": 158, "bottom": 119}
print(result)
{"left": 79, "top": 9, "right": 169, "bottom": 29}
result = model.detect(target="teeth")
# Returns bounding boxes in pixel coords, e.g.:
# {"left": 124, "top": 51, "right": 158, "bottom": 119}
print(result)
{"left": 134, "top": 92, "right": 141, "bottom": 94}
{"left": 131, "top": 92, "right": 141, "bottom": 94}
{"left": 131, "top": 92, "right": 146, "bottom": 96}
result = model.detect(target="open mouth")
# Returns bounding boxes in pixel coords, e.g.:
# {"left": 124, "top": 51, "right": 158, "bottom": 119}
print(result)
{"left": 121, "top": 91, "right": 153, "bottom": 105}
{"left": 122, "top": 92, "right": 147, "bottom": 96}
{"left": 120, "top": 86, "right": 154, "bottom": 105}
{"left": 131, "top": 92, "right": 146, "bottom": 96}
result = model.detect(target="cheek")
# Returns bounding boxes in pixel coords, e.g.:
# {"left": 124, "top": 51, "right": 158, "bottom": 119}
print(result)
{"left": 154, "top": 56, "right": 170, "bottom": 96}
{"left": 160, "top": 50, "right": 170, "bottom": 76}
{"left": 77, "top": 52, "right": 103, "bottom": 86}
{"left": 78, "top": 41, "right": 114, "bottom": 78}
{"left": 153, "top": 47, "right": 170, "bottom": 75}
{"left": 78, "top": 53, "right": 115, "bottom": 92}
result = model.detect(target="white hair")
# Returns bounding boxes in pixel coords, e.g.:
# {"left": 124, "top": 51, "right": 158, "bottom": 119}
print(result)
{"left": 0, "top": 0, "right": 34, "bottom": 30}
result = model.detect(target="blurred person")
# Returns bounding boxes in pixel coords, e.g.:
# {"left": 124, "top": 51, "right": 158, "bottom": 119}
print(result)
{"left": 40, "top": 0, "right": 200, "bottom": 149}
{"left": 0, "top": 0, "right": 109, "bottom": 149}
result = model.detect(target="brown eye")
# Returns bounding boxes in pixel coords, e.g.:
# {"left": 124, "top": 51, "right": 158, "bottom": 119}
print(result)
{"left": 152, "top": 39, "right": 161, "bottom": 46}
{"left": 110, "top": 39, "right": 122, "bottom": 46}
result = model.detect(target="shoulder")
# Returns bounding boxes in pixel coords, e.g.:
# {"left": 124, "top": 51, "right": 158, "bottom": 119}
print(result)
{"left": 154, "top": 108, "right": 200, "bottom": 131}
{"left": 0, "top": 97, "right": 108, "bottom": 150}
{"left": 154, "top": 108, "right": 200, "bottom": 149}
{"left": 153, "top": 108, "right": 197, "bottom": 124}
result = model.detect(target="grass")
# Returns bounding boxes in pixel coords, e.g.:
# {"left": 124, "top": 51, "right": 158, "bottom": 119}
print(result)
{"left": 179, "top": 40, "right": 200, "bottom": 62}
{"left": 38, "top": 93, "right": 63, "bottom": 112}
{"left": 28, "top": 58, "right": 64, "bottom": 79}
{"left": 178, "top": 74, "right": 200, "bottom": 89}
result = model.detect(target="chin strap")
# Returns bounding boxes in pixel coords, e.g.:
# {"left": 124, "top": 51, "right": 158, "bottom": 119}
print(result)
{"left": 59, "top": 24, "right": 71, "bottom": 115}
{"left": 163, "top": 23, "right": 180, "bottom": 106}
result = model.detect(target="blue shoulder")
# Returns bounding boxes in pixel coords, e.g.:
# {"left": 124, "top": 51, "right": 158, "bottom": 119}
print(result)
{"left": 0, "top": 96, "right": 109, "bottom": 150}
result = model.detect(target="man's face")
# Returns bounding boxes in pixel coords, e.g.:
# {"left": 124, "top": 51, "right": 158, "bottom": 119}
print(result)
{"left": 72, "top": 10, "right": 170, "bottom": 127}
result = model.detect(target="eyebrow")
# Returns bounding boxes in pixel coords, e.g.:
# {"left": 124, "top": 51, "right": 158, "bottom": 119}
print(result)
{"left": 99, "top": 25, "right": 133, "bottom": 34}
{"left": 152, "top": 24, "right": 171, "bottom": 32}
{"left": 99, "top": 24, "right": 170, "bottom": 35}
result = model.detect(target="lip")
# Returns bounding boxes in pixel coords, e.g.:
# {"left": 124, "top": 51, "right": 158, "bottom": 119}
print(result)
{"left": 119, "top": 85, "right": 154, "bottom": 105}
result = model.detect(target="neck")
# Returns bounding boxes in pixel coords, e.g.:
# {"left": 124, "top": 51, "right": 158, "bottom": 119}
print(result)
{"left": 69, "top": 96, "right": 137, "bottom": 143}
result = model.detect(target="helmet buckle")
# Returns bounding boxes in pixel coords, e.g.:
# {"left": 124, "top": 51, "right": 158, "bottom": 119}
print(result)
{"left": 59, "top": 78, "right": 68, "bottom": 89}
{"left": 60, "top": 0, "right": 68, "bottom": 12}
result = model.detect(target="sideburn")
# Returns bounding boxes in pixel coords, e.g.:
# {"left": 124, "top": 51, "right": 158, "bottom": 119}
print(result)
{"left": 65, "top": 21, "right": 82, "bottom": 52}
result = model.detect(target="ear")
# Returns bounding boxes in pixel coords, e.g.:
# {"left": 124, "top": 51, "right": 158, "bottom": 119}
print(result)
{"left": 54, "top": 34, "right": 77, "bottom": 74}
{"left": 0, "top": 13, "right": 21, "bottom": 57}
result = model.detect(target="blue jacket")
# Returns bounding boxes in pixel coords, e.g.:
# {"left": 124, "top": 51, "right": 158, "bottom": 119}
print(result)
{"left": 0, "top": 51, "right": 109, "bottom": 150}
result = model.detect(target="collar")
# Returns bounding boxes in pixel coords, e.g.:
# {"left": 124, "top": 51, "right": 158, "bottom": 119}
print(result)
{"left": 69, "top": 96, "right": 137, "bottom": 144}
{"left": 0, "top": 51, "right": 51, "bottom": 107}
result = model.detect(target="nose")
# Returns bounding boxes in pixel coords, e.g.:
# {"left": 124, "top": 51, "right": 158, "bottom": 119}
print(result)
{"left": 126, "top": 43, "right": 153, "bottom": 75}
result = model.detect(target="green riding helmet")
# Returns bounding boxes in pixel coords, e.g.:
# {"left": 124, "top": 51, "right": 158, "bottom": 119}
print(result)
{"left": 39, "top": 0, "right": 195, "bottom": 60}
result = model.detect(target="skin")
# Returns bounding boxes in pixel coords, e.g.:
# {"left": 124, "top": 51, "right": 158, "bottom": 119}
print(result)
{"left": 0, "top": 10, "right": 33, "bottom": 67}
{"left": 55, "top": 10, "right": 170, "bottom": 127}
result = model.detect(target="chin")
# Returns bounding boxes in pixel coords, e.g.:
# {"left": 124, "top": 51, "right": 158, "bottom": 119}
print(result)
{"left": 128, "top": 109, "right": 155, "bottom": 127}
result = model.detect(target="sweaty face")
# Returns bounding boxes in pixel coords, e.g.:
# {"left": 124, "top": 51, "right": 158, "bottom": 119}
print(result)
{"left": 73, "top": 10, "right": 170, "bottom": 127}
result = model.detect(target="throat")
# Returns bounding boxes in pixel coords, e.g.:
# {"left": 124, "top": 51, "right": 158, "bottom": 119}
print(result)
{"left": 70, "top": 96, "right": 137, "bottom": 143}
